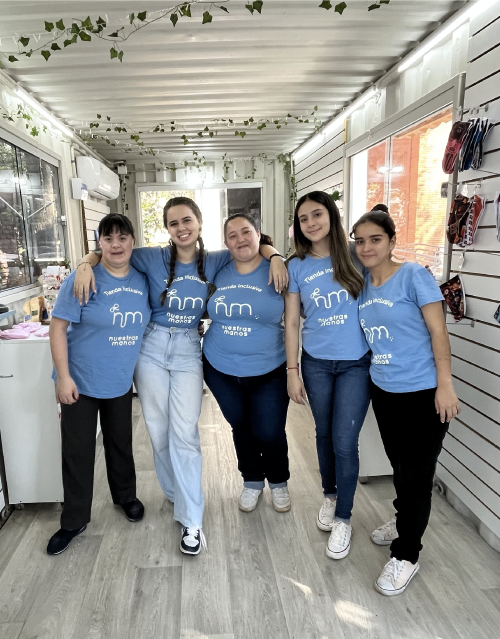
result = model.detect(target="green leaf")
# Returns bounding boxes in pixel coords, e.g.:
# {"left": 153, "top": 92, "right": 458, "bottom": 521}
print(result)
{"left": 30, "top": 126, "right": 39, "bottom": 137}
{"left": 138, "top": 11, "right": 147, "bottom": 21}
{"left": 56, "top": 19, "right": 65, "bottom": 30}
{"left": 204, "top": 126, "right": 210, "bottom": 131}
{"left": 45, "top": 21, "right": 54, "bottom": 32}
{"left": 249, "top": 117, "right": 254, "bottom": 123}
{"left": 97, "top": 114, "right": 102, "bottom": 118}
{"left": 245, "top": 3, "right": 254, "bottom": 14}
{"left": 71, "top": 23, "right": 80, "bottom": 34}
{"left": 219, "top": 5, "right": 229, "bottom": 12}
{"left": 319, "top": 0, "right": 332, "bottom": 9}
{"left": 71, "top": 34, "right": 78, "bottom": 43}
{"left": 108, "top": 31, "right": 120, "bottom": 37}
{"left": 63, "top": 39, "right": 73, "bottom": 47}
{"left": 107, "top": 116, "right": 111, "bottom": 121}
{"left": 368, "top": 3, "right": 381, "bottom": 9}
{"left": 19, "top": 36, "right": 30, "bottom": 47}
{"left": 96, "top": 16, "right": 107, "bottom": 25}
{"left": 170, "top": 13, "right": 179, "bottom": 26}
{"left": 380, "top": 0, "right": 390, "bottom": 3}
{"left": 276, "top": 124, "right": 281, "bottom": 129}
{"left": 8, "top": 55, "right": 19, "bottom": 62}
{"left": 335, "top": 1, "right": 347, "bottom": 13}
{"left": 239, "top": 131, "right": 246, "bottom": 138}
{"left": 253, "top": 0, "right": 263, "bottom": 13}
{"left": 257, "top": 123, "right": 266, "bottom": 130}
{"left": 181, "top": 4, "right": 192, "bottom": 17}
{"left": 110, "top": 47, "right": 118, "bottom": 59}
{"left": 244, "top": 120, "right": 249, "bottom": 126}
{"left": 182, "top": 135, "right": 189, "bottom": 145}
{"left": 41, "top": 50, "right": 51, "bottom": 61}
{"left": 118, "top": 50, "right": 124, "bottom": 62}
{"left": 79, "top": 31, "right": 92, "bottom": 41}
{"left": 51, "top": 43, "right": 61, "bottom": 50}
{"left": 197, "top": 132, "right": 203, "bottom": 137}
{"left": 81, "top": 16, "right": 93, "bottom": 29}
{"left": 314, "top": 105, "right": 318, "bottom": 110}
{"left": 202, "top": 11, "right": 213, "bottom": 24}
{"left": 209, "top": 131, "right": 214, "bottom": 137}
{"left": 129, "top": 13, "right": 135, "bottom": 23}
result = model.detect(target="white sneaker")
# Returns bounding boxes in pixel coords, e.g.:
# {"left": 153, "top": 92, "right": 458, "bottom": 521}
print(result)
{"left": 271, "top": 486, "right": 291, "bottom": 512}
{"left": 371, "top": 519, "right": 398, "bottom": 546}
{"left": 375, "top": 557, "right": 419, "bottom": 596}
{"left": 326, "top": 520, "right": 352, "bottom": 560}
{"left": 180, "top": 527, "right": 207, "bottom": 555}
{"left": 239, "top": 487, "right": 262, "bottom": 512}
{"left": 317, "top": 497, "right": 336, "bottom": 531}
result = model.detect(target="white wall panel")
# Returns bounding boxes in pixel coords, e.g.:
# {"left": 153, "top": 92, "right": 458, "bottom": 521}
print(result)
{"left": 449, "top": 419, "right": 500, "bottom": 473}
{"left": 452, "top": 357, "right": 500, "bottom": 399}
{"left": 295, "top": 126, "right": 345, "bottom": 200}
{"left": 450, "top": 334, "right": 500, "bottom": 375}
{"left": 451, "top": 378, "right": 500, "bottom": 434}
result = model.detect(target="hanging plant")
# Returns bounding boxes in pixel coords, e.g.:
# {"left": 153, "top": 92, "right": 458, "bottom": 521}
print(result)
{"left": 1, "top": 1, "right": 391, "bottom": 64}
{"left": 331, "top": 189, "right": 341, "bottom": 201}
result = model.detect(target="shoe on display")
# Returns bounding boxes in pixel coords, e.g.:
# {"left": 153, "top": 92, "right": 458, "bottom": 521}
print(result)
{"left": 371, "top": 519, "right": 398, "bottom": 546}
{"left": 180, "top": 527, "right": 207, "bottom": 555}
{"left": 317, "top": 496, "right": 336, "bottom": 531}
{"left": 271, "top": 486, "right": 291, "bottom": 512}
{"left": 238, "top": 487, "right": 262, "bottom": 512}
{"left": 326, "top": 520, "right": 352, "bottom": 560}
{"left": 375, "top": 557, "right": 420, "bottom": 596}
{"left": 47, "top": 525, "right": 87, "bottom": 555}
{"left": 120, "top": 498, "right": 145, "bottom": 522}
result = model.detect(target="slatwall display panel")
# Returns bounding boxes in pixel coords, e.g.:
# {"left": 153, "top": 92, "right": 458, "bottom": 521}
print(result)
{"left": 439, "top": 1, "right": 500, "bottom": 547}
{"left": 295, "top": 128, "right": 345, "bottom": 199}
{"left": 82, "top": 199, "right": 110, "bottom": 252}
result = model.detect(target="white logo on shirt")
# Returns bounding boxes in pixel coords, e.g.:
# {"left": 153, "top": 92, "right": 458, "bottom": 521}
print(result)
{"left": 214, "top": 295, "right": 252, "bottom": 317}
{"left": 166, "top": 289, "right": 204, "bottom": 311}
{"left": 310, "top": 287, "right": 348, "bottom": 308}
{"left": 360, "top": 319, "right": 390, "bottom": 343}
{"left": 110, "top": 304, "right": 143, "bottom": 328}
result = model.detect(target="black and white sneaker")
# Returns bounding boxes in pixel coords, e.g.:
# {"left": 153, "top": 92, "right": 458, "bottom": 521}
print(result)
{"left": 180, "top": 526, "right": 207, "bottom": 555}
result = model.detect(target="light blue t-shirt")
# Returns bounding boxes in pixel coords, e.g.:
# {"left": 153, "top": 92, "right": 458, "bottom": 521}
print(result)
{"left": 358, "top": 262, "right": 444, "bottom": 393}
{"left": 287, "top": 254, "right": 368, "bottom": 361}
{"left": 52, "top": 264, "right": 150, "bottom": 399}
{"left": 203, "top": 258, "right": 286, "bottom": 376}
{"left": 130, "top": 247, "right": 231, "bottom": 328}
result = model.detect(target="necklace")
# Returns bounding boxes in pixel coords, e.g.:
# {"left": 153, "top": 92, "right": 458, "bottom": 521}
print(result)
{"left": 309, "top": 249, "right": 329, "bottom": 259}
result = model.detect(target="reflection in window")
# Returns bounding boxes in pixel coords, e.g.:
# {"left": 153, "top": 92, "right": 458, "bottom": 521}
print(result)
{"left": 0, "top": 139, "right": 65, "bottom": 292}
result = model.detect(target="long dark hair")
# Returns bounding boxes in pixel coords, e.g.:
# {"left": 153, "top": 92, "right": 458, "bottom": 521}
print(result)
{"left": 223, "top": 212, "right": 274, "bottom": 247}
{"left": 287, "top": 191, "right": 364, "bottom": 299}
{"left": 160, "top": 196, "right": 215, "bottom": 306}
{"left": 350, "top": 210, "right": 396, "bottom": 240}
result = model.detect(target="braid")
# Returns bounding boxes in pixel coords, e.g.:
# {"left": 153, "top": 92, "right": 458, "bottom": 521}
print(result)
{"left": 160, "top": 241, "right": 178, "bottom": 306}
{"left": 196, "top": 236, "right": 216, "bottom": 298}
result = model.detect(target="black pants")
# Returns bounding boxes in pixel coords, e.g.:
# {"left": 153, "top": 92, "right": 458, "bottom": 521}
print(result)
{"left": 60, "top": 388, "right": 137, "bottom": 530}
{"left": 371, "top": 382, "right": 449, "bottom": 564}
{"left": 203, "top": 355, "right": 290, "bottom": 485}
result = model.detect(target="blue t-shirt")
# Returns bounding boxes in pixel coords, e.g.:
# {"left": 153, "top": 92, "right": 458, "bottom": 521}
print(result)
{"left": 358, "top": 262, "right": 444, "bottom": 393}
{"left": 287, "top": 253, "right": 368, "bottom": 361}
{"left": 203, "top": 258, "right": 286, "bottom": 376}
{"left": 52, "top": 264, "right": 150, "bottom": 399}
{"left": 130, "top": 247, "right": 231, "bottom": 328}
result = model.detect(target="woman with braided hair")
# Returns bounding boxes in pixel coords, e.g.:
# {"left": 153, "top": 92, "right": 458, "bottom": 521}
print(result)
{"left": 74, "top": 197, "right": 287, "bottom": 554}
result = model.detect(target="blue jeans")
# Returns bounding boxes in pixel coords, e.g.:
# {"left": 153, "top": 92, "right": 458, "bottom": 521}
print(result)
{"left": 203, "top": 355, "right": 290, "bottom": 488}
{"left": 301, "top": 349, "right": 371, "bottom": 521}
{"left": 134, "top": 322, "right": 204, "bottom": 528}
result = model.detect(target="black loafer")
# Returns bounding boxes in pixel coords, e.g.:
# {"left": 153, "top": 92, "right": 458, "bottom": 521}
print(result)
{"left": 120, "top": 498, "right": 144, "bottom": 522}
{"left": 47, "top": 525, "right": 86, "bottom": 555}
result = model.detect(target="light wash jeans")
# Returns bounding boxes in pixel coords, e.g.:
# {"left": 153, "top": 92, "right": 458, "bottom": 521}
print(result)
{"left": 134, "top": 322, "right": 204, "bottom": 528}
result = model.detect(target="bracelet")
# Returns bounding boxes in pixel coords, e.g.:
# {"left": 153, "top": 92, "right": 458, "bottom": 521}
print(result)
{"left": 286, "top": 365, "right": 299, "bottom": 372}
{"left": 269, "top": 253, "right": 283, "bottom": 260}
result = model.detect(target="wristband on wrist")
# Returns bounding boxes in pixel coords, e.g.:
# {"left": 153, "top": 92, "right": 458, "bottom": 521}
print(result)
{"left": 269, "top": 253, "right": 283, "bottom": 260}
{"left": 286, "top": 365, "right": 299, "bottom": 372}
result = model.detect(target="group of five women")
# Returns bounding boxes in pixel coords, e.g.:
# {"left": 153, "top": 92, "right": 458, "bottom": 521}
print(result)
{"left": 47, "top": 191, "right": 460, "bottom": 597}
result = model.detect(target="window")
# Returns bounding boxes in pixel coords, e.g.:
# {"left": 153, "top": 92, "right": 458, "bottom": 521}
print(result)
{"left": 0, "top": 138, "right": 65, "bottom": 293}
{"left": 350, "top": 107, "right": 453, "bottom": 277}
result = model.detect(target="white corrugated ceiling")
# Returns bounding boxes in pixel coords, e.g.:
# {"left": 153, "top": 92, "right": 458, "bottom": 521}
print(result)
{"left": 0, "top": 0, "right": 467, "bottom": 162}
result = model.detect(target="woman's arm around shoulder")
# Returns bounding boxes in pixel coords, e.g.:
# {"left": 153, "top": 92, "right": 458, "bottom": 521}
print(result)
{"left": 421, "top": 301, "right": 460, "bottom": 423}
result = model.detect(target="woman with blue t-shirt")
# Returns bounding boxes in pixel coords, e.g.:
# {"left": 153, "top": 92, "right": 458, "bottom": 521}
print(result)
{"left": 285, "top": 191, "right": 370, "bottom": 562}
{"left": 203, "top": 213, "right": 291, "bottom": 514}
{"left": 352, "top": 209, "right": 460, "bottom": 597}
{"left": 75, "top": 198, "right": 286, "bottom": 555}
{"left": 47, "top": 214, "right": 150, "bottom": 555}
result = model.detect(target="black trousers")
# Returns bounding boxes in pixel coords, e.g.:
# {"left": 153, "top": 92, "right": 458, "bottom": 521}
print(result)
{"left": 370, "top": 382, "right": 449, "bottom": 564}
{"left": 203, "top": 355, "right": 290, "bottom": 485}
{"left": 60, "top": 388, "right": 137, "bottom": 530}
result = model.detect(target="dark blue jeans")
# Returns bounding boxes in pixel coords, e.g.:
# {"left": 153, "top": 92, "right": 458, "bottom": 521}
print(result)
{"left": 203, "top": 355, "right": 290, "bottom": 487}
{"left": 301, "top": 349, "right": 371, "bottom": 520}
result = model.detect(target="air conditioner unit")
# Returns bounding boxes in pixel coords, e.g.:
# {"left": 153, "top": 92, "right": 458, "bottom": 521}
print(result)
{"left": 75, "top": 156, "right": 120, "bottom": 200}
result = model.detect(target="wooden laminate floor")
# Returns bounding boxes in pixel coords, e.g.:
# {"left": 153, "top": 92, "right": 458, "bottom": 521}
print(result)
{"left": 1, "top": 393, "right": 499, "bottom": 639}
